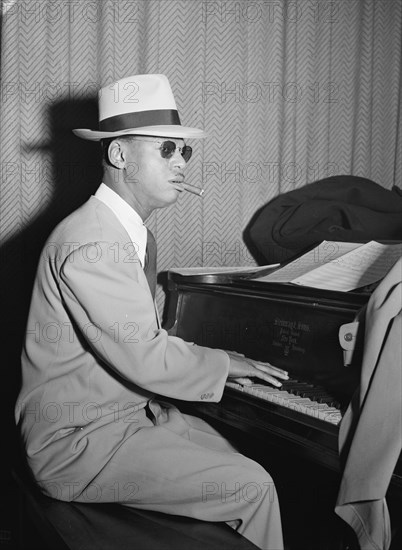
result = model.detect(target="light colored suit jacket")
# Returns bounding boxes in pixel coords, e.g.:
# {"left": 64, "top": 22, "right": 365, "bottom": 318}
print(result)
{"left": 15, "top": 196, "right": 229, "bottom": 500}
{"left": 335, "top": 257, "right": 402, "bottom": 550}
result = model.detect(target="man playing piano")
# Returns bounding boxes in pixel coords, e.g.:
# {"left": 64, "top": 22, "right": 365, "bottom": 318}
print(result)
{"left": 15, "top": 74, "right": 288, "bottom": 550}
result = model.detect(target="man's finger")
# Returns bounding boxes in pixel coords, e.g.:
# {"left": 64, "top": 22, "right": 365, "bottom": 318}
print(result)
{"left": 252, "top": 369, "right": 283, "bottom": 387}
{"left": 253, "top": 362, "right": 289, "bottom": 379}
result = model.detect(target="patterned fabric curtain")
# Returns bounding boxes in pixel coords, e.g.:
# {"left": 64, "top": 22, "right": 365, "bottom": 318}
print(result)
{"left": 0, "top": 0, "right": 401, "bottom": 323}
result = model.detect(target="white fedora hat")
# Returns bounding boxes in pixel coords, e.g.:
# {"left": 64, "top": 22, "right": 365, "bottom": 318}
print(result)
{"left": 73, "top": 74, "right": 206, "bottom": 140}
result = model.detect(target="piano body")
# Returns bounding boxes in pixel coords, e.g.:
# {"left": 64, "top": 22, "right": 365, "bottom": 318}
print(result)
{"left": 165, "top": 272, "right": 402, "bottom": 499}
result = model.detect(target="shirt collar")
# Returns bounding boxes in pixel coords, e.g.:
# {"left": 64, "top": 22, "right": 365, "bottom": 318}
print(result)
{"left": 94, "top": 183, "right": 148, "bottom": 266}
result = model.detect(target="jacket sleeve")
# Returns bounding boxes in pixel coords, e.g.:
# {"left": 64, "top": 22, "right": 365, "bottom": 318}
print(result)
{"left": 58, "top": 241, "right": 230, "bottom": 402}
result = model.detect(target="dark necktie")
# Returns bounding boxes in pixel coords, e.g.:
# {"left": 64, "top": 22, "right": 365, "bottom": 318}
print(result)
{"left": 144, "top": 228, "right": 157, "bottom": 299}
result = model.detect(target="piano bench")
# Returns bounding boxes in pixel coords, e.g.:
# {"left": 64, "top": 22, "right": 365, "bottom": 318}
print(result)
{"left": 13, "top": 467, "right": 258, "bottom": 550}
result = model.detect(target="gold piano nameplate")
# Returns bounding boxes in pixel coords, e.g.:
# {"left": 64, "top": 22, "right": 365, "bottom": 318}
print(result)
{"left": 272, "top": 317, "right": 310, "bottom": 357}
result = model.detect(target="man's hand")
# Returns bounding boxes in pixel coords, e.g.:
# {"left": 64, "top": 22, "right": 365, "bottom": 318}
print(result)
{"left": 226, "top": 350, "right": 288, "bottom": 388}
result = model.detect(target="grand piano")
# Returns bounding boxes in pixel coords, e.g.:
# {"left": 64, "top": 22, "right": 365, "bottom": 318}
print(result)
{"left": 164, "top": 270, "right": 402, "bottom": 504}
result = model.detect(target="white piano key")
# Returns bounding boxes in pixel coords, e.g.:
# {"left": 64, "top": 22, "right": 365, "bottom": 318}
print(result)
{"left": 225, "top": 381, "right": 342, "bottom": 425}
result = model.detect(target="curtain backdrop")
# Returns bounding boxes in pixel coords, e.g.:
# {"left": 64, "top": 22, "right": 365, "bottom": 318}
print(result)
{"left": 0, "top": 0, "right": 402, "bottom": 536}
{"left": 1, "top": 0, "right": 401, "bottom": 328}
{"left": 1, "top": 1, "right": 401, "bottom": 542}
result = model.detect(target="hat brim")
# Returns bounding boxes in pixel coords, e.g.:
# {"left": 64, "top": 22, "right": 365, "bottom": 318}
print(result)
{"left": 72, "top": 125, "right": 207, "bottom": 141}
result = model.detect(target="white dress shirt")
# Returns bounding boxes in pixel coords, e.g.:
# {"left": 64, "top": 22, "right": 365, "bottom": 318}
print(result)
{"left": 94, "top": 183, "right": 147, "bottom": 266}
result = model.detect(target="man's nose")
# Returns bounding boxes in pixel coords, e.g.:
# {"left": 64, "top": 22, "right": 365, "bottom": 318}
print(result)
{"left": 169, "top": 149, "right": 186, "bottom": 169}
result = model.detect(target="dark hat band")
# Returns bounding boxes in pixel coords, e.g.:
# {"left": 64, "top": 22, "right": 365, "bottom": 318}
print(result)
{"left": 100, "top": 109, "right": 181, "bottom": 132}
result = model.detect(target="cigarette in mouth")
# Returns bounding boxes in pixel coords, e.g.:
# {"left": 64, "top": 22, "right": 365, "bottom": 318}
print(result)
{"left": 182, "top": 182, "right": 205, "bottom": 197}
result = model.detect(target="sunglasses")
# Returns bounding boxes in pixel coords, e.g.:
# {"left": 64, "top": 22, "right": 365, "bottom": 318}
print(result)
{"left": 130, "top": 137, "right": 192, "bottom": 162}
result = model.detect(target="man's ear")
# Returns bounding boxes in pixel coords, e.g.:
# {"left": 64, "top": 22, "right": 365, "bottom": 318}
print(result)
{"left": 107, "top": 139, "right": 126, "bottom": 169}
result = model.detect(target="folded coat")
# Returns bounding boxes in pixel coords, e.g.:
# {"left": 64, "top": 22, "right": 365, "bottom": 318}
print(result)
{"left": 247, "top": 176, "right": 402, "bottom": 264}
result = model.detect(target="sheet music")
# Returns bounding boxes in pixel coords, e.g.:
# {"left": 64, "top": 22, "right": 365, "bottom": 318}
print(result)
{"left": 255, "top": 242, "right": 361, "bottom": 283}
{"left": 254, "top": 241, "right": 402, "bottom": 291}
{"left": 294, "top": 241, "right": 402, "bottom": 291}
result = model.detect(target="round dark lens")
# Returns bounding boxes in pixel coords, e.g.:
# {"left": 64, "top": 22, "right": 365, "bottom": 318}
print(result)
{"left": 159, "top": 141, "right": 176, "bottom": 159}
{"left": 182, "top": 145, "right": 192, "bottom": 162}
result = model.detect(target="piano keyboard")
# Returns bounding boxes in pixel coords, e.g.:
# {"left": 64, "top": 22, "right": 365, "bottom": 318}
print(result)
{"left": 226, "top": 378, "right": 343, "bottom": 425}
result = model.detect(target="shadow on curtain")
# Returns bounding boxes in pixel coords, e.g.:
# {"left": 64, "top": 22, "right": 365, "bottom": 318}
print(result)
{"left": 0, "top": 98, "right": 101, "bottom": 464}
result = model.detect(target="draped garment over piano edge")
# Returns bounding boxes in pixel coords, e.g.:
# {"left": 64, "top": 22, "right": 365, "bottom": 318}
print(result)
{"left": 335, "top": 257, "right": 402, "bottom": 550}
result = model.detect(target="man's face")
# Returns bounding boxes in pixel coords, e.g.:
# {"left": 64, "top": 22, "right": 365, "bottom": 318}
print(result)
{"left": 122, "top": 136, "right": 189, "bottom": 218}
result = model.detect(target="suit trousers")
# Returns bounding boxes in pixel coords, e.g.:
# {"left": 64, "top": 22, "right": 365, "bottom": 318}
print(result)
{"left": 73, "top": 401, "right": 283, "bottom": 550}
